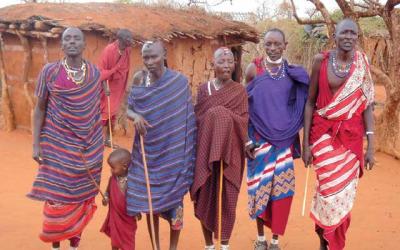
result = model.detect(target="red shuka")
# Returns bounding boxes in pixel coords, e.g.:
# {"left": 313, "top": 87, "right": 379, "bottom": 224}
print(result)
{"left": 98, "top": 41, "right": 131, "bottom": 122}
{"left": 101, "top": 176, "right": 137, "bottom": 250}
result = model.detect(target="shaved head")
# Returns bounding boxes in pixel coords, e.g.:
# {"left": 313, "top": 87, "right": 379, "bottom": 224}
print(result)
{"left": 116, "top": 29, "right": 133, "bottom": 50}
{"left": 117, "top": 28, "right": 133, "bottom": 41}
{"left": 214, "top": 47, "right": 234, "bottom": 60}
{"left": 141, "top": 40, "right": 165, "bottom": 54}
{"left": 62, "top": 27, "right": 84, "bottom": 41}
{"left": 141, "top": 40, "right": 167, "bottom": 75}
{"left": 335, "top": 18, "right": 358, "bottom": 36}
{"left": 108, "top": 148, "right": 131, "bottom": 166}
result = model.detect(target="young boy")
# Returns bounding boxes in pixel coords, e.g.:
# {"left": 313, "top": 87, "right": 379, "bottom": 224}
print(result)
{"left": 101, "top": 148, "right": 141, "bottom": 250}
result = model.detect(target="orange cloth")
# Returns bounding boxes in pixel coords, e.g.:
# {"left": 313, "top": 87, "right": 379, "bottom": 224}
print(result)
{"left": 98, "top": 41, "right": 131, "bottom": 122}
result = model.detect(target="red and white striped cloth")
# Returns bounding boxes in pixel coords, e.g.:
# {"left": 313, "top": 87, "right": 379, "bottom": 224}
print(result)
{"left": 310, "top": 133, "right": 359, "bottom": 229}
{"left": 310, "top": 51, "right": 374, "bottom": 231}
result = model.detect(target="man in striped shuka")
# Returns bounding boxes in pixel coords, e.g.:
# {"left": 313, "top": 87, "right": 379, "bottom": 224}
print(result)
{"left": 126, "top": 40, "right": 196, "bottom": 250}
{"left": 29, "top": 27, "right": 104, "bottom": 250}
{"left": 303, "top": 19, "right": 375, "bottom": 250}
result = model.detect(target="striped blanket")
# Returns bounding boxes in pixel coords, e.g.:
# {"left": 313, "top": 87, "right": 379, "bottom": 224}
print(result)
{"left": 28, "top": 61, "right": 103, "bottom": 204}
{"left": 126, "top": 69, "right": 196, "bottom": 215}
{"left": 40, "top": 198, "right": 96, "bottom": 243}
{"left": 310, "top": 51, "right": 374, "bottom": 232}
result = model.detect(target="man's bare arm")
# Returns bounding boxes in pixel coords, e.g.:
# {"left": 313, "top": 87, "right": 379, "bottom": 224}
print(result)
{"left": 302, "top": 54, "right": 323, "bottom": 167}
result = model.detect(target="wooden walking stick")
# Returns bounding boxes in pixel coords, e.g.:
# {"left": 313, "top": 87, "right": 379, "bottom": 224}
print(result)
{"left": 81, "top": 151, "right": 106, "bottom": 201}
{"left": 106, "top": 80, "right": 114, "bottom": 149}
{"left": 301, "top": 165, "right": 311, "bottom": 216}
{"left": 140, "top": 135, "right": 157, "bottom": 250}
{"left": 217, "top": 160, "right": 224, "bottom": 250}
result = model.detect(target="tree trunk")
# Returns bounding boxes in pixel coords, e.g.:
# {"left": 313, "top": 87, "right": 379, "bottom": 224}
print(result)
{"left": 376, "top": 97, "right": 400, "bottom": 159}
{"left": 376, "top": 9, "right": 400, "bottom": 158}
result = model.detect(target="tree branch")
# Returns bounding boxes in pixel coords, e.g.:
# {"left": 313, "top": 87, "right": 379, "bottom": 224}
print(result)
{"left": 336, "top": 0, "right": 353, "bottom": 16}
{"left": 385, "top": 0, "right": 400, "bottom": 11}
{"left": 353, "top": 3, "right": 370, "bottom": 9}
{"left": 308, "top": 0, "right": 336, "bottom": 35}
{"left": 289, "top": 0, "right": 326, "bottom": 24}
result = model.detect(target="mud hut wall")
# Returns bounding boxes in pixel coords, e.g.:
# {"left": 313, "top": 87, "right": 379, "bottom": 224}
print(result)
{"left": 2, "top": 33, "right": 34, "bottom": 130}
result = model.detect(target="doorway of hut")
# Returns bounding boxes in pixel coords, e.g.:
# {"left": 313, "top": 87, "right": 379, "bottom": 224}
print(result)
{"left": 231, "top": 46, "right": 242, "bottom": 82}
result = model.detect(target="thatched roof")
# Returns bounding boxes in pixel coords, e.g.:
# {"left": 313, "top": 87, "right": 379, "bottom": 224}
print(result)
{"left": 0, "top": 3, "right": 259, "bottom": 43}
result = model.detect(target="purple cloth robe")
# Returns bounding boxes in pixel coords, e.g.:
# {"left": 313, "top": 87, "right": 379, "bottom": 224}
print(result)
{"left": 246, "top": 60, "right": 309, "bottom": 156}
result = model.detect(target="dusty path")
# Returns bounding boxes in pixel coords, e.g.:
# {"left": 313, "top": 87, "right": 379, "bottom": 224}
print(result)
{"left": 0, "top": 130, "right": 399, "bottom": 250}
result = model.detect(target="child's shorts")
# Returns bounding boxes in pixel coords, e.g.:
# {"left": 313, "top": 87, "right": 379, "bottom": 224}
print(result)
{"left": 159, "top": 202, "right": 184, "bottom": 231}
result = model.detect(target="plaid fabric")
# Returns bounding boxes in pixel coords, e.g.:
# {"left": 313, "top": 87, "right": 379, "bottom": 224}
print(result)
{"left": 191, "top": 81, "right": 248, "bottom": 240}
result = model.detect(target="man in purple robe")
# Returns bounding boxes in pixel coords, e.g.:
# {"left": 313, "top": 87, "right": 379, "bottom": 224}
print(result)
{"left": 245, "top": 28, "right": 309, "bottom": 250}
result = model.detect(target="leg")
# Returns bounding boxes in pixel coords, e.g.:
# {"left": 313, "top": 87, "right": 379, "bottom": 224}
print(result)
{"left": 256, "top": 217, "right": 265, "bottom": 237}
{"left": 52, "top": 242, "right": 60, "bottom": 250}
{"left": 254, "top": 217, "right": 268, "bottom": 250}
{"left": 221, "top": 240, "right": 230, "bottom": 250}
{"left": 146, "top": 214, "right": 160, "bottom": 250}
{"left": 69, "top": 234, "right": 81, "bottom": 250}
{"left": 316, "top": 226, "right": 328, "bottom": 250}
{"left": 269, "top": 235, "right": 281, "bottom": 250}
{"left": 169, "top": 228, "right": 181, "bottom": 250}
{"left": 201, "top": 223, "right": 214, "bottom": 246}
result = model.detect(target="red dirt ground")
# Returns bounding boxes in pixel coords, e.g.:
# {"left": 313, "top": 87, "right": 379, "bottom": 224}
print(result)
{"left": 0, "top": 129, "right": 399, "bottom": 250}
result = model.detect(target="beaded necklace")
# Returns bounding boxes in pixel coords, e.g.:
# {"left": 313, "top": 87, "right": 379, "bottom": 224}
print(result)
{"left": 213, "top": 78, "right": 222, "bottom": 91}
{"left": 263, "top": 59, "right": 285, "bottom": 80}
{"left": 117, "top": 175, "right": 128, "bottom": 192}
{"left": 330, "top": 51, "right": 354, "bottom": 78}
{"left": 63, "top": 58, "right": 86, "bottom": 85}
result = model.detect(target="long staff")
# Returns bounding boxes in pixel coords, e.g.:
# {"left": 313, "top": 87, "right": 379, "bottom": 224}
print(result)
{"left": 106, "top": 80, "right": 114, "bottom": 149}
{"left": 301, "top": 165, "right": 311, "bottom": 216}
{"left": 140, "top": 135, "right": 157, "bottom": 249}
{"left": 81, "top": 151, "right": 106, "bottom": 201}
{"left": 217, "top": 160, "right": 224, "bottom": 249}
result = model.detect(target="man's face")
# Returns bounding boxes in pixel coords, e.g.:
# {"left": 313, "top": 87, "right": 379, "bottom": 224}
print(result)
{"left": 213, "top": 50, "right": 235, "bottom": 81}
{"left": 61, "top": 28, "right": 85, "bottom": 57}
{"left": 335, "top": 21, "right": 358, "bottom": 52}
{"left": 141, "top": 43, "right": 165, "bottom": 74}
{"left": 264, "top": 31, "right": 286, "bottom": 61}
{"left": 118, "top": 37, "right": 133, "bottom": 51}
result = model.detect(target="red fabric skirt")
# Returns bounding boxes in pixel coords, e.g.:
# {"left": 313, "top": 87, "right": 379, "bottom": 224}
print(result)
{"left": 259, "top": 197, "right": 293, "bottom": 235}
{"left": 40, "top": 197, "right": 96, "bottom": 243}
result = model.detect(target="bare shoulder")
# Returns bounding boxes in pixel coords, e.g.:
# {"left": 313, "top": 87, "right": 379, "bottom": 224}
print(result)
{"left": 132, "top": 70, "right": 145, "bottom": 86}
{"left": 311, "top": 53, "right": 325, "bottom": 72}
{"left": 245, "top": 62, "right": 256, "bottom": 71}
{"left": 313, "top": 53, "right": 325, "bottom": 63}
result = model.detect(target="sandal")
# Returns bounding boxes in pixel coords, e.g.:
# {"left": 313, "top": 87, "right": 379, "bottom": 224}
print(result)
{"left": 254, "top": 240, "right": 268, "bottom": 250}
{"left": 269, "top": 243, "right": 281, "bottom": 250}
